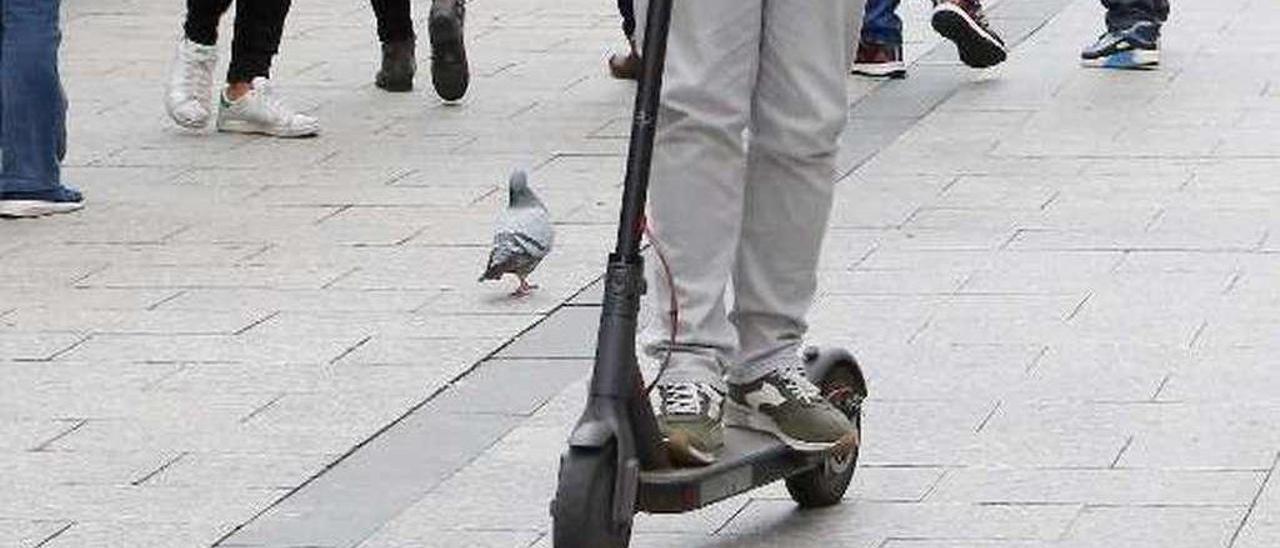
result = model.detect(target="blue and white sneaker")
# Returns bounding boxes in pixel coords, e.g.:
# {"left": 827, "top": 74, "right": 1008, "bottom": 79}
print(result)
{"left": 1082, "top": 21, "right": 1160, "bottom": 69}
{"left": 0, "top": 186, "right": 85, "bottom": 218}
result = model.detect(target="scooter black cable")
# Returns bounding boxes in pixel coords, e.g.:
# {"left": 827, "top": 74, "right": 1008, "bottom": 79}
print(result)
{"left": 641, "top": 215, "right": 680, "bottom": 396}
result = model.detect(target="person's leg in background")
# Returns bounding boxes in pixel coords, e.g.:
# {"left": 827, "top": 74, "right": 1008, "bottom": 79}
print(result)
{"left": 0, "top": 0, "right": 84, "bottom": 218}
{"left": 1103, "top": 0, "right": 1170, "bottom": 33}
{"left": 608, "top": 0, "right": 641, "bottom": 80}
{"left": 427, "top": 0, "right": 470, "bottom": 101}
{"left": 371, "top": 0, "right": 417, "bottom": 92}
{"left": 166, "top": 0, "right": 229, "bottom": 128}
{"left": 215, "top": 0, "right": 319, "bottom": 137}
{"left": 725, "top": 0, "right": 857, "bottom": 452}
{"left": 930, "top": 0, "right": 1007, "bottom": 68}
{"left": 637, "top": 0, "right": 761, "bottom": 466}
{"left": 1083, "top": 0, "right": 1170, "bottom": 68}
{"left": 851, "top": 0, "right": 905, "bottom": 78}
{"left": 164, "top": 0, "right": 318, "bottom": 137}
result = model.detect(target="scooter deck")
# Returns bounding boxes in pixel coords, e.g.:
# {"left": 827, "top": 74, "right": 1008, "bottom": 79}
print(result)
{"left": 636, "top": 426, "right": 825, "bottom": 513}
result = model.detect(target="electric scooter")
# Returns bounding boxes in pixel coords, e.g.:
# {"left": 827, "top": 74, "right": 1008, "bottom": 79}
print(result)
{"left": 549, "top": 0, "right": 868, "bottom": 545}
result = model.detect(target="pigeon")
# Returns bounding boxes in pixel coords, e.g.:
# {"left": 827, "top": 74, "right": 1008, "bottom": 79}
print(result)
{"left": 480, "top": 170, "right": 554, "bottom": 296}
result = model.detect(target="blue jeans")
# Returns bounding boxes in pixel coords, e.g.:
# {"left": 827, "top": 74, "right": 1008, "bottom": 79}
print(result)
{"left": 0, "top": 0, "right": 67, "bottom": 196}
{"left": 861, "top": 0, "right": 902, "bottom": 45}
{"left": 1103, "top": 0, "right": 1169, "bottom": 32}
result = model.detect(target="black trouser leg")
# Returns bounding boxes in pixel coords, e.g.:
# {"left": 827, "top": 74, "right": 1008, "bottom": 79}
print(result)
{"left": 1102, "top": 0, "right": 1170, "bottom": 32}
{"left": 183, "top": 0, "right": 233, "bottom": 46}
{"left": 371, "top": 0, "right": 415, "bottom": 43}
{"left": 227, "top": 0, "right": 292, "bottom": 83}
{"left": 618, "top": 0, "right": 635, "bottom": 39}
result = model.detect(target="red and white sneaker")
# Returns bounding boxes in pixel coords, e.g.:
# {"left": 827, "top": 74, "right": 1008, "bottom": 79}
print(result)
{"left": 851, "top": 41, "right": 907, "bottom": 78}
{"left": 931, "top": 0, "right": 1008, "bottom": 69}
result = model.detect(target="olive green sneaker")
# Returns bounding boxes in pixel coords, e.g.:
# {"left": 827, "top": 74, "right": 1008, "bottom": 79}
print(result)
{"left": 727, "top": 368, "right": 855, "bottom": 452}
{"left": 653, "top": 382, "right": 724, "bottom": 466}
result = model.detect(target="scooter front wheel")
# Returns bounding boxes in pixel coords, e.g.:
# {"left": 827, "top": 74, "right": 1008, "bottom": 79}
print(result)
{"left": 551, "top": 442, "right": 632, "bottom": 548}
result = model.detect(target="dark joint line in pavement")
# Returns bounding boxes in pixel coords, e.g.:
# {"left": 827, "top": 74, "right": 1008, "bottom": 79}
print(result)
{"left": 145, "top": 290, "right": 188, "bottom": 311}
{"left": 906, "top": 316, "right": 933, "bottom": 345}
{"left": 319, "top": 266, "right": 360, "bottom": 289}
{"left": 1063, "top": 291, "right": 1092, "bottom": 322}
{"left": 29, "top": 418, "right": 89, "bottom": 452}
{"left": 469, "top": 184, "right": 504, "bottom": 206}
{"left": 131, "top": 451, "right": 190, "bottom": 486}
{"left": 999, "top": 228, "right": 1030, "bottom": 250}
{"left": 159, "top": 224, "right": 194, "bottom": 243}
{"left": 1025, "top": 346, "right": 1050, "bottom": 374}
{"left": 240, "top": 393, "right": 287, "bottom": 424}
{"left": 328, "top": 334, "right": 374, "bottom": 365}
{"left": 141, "top": 363, "right": 191, "bottom": 392}
{"left": 393, "top": 226, "right": 428, "bottom": 246}
{"left": 32, "top": 521, "right": 75, "bottom": 548}
{"left": 382, "top": 167, "right": 417, "bottom": 186}
{"left": 1228, "top": 451, "right": 1280, "bottom": 548}
{"left": 234, "top": 310, "right": 282, "bottom": 336}
{"left": 312, "top": 204, "right": 354, "bottom": 225}
{"left": 446, "top": 135, "right": 480, "bottom": 153}
{"left": 21, "top": 334, "right": 93, "bottom": 363}
{"left": 974, "top": 400, "right": 1002, "bottom": 433}
{"left": 916, "top": 470, "right": 950, "bottom": 503}
{"left": 1038, "top": 190, "right": 1061, "bottom": 211}
{"left": 1109, "top": 435, "right": 1135, "bottom": 469}
{"left": 1142, "top": 207, "right": 1166, "bottom": 232}
{"left": 1252, "top": 228, "right": 1271, "bottom": 252}
{"left": 235, "top": 244, "right": 276, "bottom": 264}
{"left": 1186, "top": 319, "right": 1209, "bottom": 350}
{"left": 1221, "top": 269, "right": 1245, "bottom": 295}
{"left": 68, "top": 263, "right": 111, "bottom": 287}
{"left": 1150, "top": 372, "right": 1173, "bottom": 402}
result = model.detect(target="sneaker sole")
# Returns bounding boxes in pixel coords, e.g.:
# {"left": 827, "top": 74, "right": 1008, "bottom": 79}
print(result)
{"left": 375, "top": 76, "right": 414, "bottom": 92}
{"left": 1082, "top": 48, "right": 1160, "bottom": 69}
{"left": 165, "top": 101, "right": 213, "bottom": 129}
{"left": 429, "top": 9, "right": 470, "bottom": 102}
{"left": 931, "top": 4, "right": 1008, "bottom": 69}
{"left": 217, "top": 118, "right": 321, "bottom": 139}
{"left": 724, "top": 400, "right": 850, "bottom": 453}
{"left": 851, "top": 62, "right": 907, "bottom": 79}
{"left": 0, "top": 200, "right": 84, "bottom": 218}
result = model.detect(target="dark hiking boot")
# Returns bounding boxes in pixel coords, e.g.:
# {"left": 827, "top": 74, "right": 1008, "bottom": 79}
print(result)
{"left": 429, "top": 0, "right": 470, "bottom": 101}
{"left": 376, "top": 39, "right": 416, "bottom": 92}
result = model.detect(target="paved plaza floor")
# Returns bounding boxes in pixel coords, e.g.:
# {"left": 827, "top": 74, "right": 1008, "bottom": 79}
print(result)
{"left": 4, "top": 0, "right": 1280, "bottom": 546}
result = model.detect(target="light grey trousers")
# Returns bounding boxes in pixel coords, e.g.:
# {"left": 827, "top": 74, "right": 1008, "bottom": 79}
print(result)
{"left": 638, "top": 0, "right": 862, "bottom": 390}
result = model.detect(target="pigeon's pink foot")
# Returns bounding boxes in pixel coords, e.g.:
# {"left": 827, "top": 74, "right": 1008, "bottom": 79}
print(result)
{"left": 511, "top": 277, "right": 539, "bottom": 298}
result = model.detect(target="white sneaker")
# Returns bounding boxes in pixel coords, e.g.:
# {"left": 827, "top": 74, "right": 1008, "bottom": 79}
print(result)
{"left": 216, "top": 77, "right": 321, "bottom": 138}
{"left": 164, "top": 38, "right": 218, "bottom": 129}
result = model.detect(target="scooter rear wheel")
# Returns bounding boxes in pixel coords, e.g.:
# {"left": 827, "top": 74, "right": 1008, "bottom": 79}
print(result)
{"left": 552, "top": 442, "right": 632, "bottom": 548}
{"left": 785, "top": 364, "right": 865, "bottom": 508}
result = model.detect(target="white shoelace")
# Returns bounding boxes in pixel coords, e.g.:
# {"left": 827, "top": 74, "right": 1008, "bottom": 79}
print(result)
{"left": 662, "top": 383, "right": 702, "bottom": 415}
{"left": 777, "top": 367, "right": 823, "bottom": 404}
{"left": 177, "top": 46, "right": 213, "bottom": 102}
{"left": 254, "top": 81, "right": 289, "bottom": 118}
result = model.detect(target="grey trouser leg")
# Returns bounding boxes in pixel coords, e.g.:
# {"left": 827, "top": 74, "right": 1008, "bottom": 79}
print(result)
{"left": 638, "top": 0, "right": 860, "bottom": 390}
{"left": 1101, "top": 0, "right": 1170, "bottom": 32}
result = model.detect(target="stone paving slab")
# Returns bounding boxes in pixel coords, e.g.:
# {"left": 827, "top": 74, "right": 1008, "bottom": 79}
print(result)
{"left": 355, "top": 0, "right": 1280, "bottom": 546}
{"left": 5, "top": 0, "right": 1280, "bottom": 546}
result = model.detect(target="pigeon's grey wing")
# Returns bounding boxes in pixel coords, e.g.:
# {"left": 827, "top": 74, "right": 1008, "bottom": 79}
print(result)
{"left": 528, "top": 208, "right": 554, "bottom": 250}
{"left": 500, "top": 201, "right": 552, "bottom": 231}
{"left": 481, "top": 237, "right": 523, "bottom": 281}
{"left": 480, "top": 246, "right": 504, "bottom": 281}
